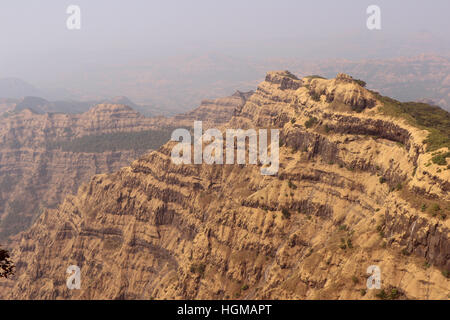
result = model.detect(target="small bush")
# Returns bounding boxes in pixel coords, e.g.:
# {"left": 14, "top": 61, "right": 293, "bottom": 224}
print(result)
{"left": 288, "top": 180, "right": 297, "bottom": 190}
{"left": 431, "top": 203, "right": 441, "bottom": 213}
{"left": 281, "top": 208, "right": 291, "bottom": 219}
{"left": 376, "top": 287, "right": 401, "bottom": 300}
{"left": 0, "top": 247, "right": 15, "bottom": 278}
{"left": 390, "top": 288, "right": 400, "bottom": 300}
{"left": 305, "top": 117, "right": 318, "bottom": 128}
{"left": 190, "top": 263, "right": 206, "bottom": 277}
{"left": 401, "top": 248, "right": 410, "bottom": 256}
{"left": 310, "top": 92, "right": 321, "bottom": 102}
{"left": 347, "top": 239, "right": 353, "bottom": 249}
{"left": 376, "top": 290, "right": 388, "bottom": 300}
{"left": 354, "top": 79, "right": 367, "bottom": 87}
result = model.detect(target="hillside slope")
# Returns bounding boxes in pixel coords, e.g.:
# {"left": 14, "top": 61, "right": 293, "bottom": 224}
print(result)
{"left": 5, "top": 72, "right": 449, "bottom": 299}
{"left": 0, "top": 92, "right": 249, "bottom": 241}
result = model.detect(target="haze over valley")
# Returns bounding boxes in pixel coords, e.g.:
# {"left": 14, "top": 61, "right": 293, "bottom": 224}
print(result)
{"left": 0, "top": 0, "right": 449, "bottom": 303}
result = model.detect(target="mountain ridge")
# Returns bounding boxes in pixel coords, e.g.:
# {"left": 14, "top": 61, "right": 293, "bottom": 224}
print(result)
{"left": 0, "top": 92, "right": 249, "bottom": 242}
{"left": 4, "top": 71, "right": 450, "bottom": 299}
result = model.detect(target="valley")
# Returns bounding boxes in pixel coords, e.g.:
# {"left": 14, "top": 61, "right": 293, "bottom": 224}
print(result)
{"left": 0, "top": 91, "right": 249, "bottom": 241}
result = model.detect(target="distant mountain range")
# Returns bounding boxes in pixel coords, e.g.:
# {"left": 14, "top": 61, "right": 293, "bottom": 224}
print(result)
{"left": 0, "top": 95, "right": 164, "bottom": 117}
{"left": 5, "top": 71, "right": 449, "bottom": 300}
{"left": 0, "top": 78, "right": 41, "bottom": 98}
{"left": 0, "top": 90, "right": 249, "bottom": 242}
{"left": 52, "top": 53, "right": 450, "bottom": 112}
{"left": 1, "top": 54, "right": 449, "bottom": 114}
{"left": 293, "top": 55, "right": 450, "bottom": 112}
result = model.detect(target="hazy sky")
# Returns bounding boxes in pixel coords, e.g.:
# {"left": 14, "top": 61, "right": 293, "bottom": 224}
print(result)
{"left": 1, "top": 0, "right": 449, "bottom": 96}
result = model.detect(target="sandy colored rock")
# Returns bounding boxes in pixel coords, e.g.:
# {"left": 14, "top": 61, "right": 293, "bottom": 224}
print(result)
{"left": 3, "top": 72, "right": 449, "bottom": 300}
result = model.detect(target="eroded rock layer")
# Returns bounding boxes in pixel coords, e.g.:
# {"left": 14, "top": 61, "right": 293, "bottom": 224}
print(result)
{"left": 5, "top": 72, "right": 450, "bottom": 299}
{"left": 0, "top": 93, "right": 248, "bottom": 241}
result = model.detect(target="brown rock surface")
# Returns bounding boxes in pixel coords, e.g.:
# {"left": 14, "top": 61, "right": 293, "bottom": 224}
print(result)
{"left": 0, "top": 92, "right": 248, "bottom": 241}
{"left": 3, "top": 72, "right": 449, "bottom": 300}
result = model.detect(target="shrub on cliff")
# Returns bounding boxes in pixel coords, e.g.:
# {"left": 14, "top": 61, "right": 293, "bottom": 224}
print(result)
{"left": 281, "top": 208, "right": 291, "bottom": 219}
{"left": 354, "top": 79, "right": 367, "bottom": 87}
{"left": 431, "top": 152, "right": 450, "bottom": 165}
{"left": 375, "top": 94, "right": 450, "bottom": 151}
{"left": 305, "top": 117, "right": 318, "bottom": 128}
{"left": 310, "top": 91, "right": 321, "bottom": 102}
{"left": 47, "top": 128, "right": 177, "bottom": 153}
{"left": 0, "top": 246, "right": 14, "bottom": 278}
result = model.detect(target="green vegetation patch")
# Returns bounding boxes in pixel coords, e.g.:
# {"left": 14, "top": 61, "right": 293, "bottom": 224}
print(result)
{"left": 305, "top": 116, "right": 319, "bottom": 128}
{"left": 376, "top": 287, "right": 401, "bottom": 300}
{"left": 288, "top": 180, "right": 297, "bottom": 189}
{"left": 374, "top": 94, "right": 450, "bottom": 151}
{"left": 353, "top": 79, "right": 366, "bottom": 87}
{"left": 281, "top": 208, "right": 291, "bottom": 219}
{"left": 431, "top": 152, "right": 450, "bottom": 166}
{"left": 310, "top": 91, "right": 322, "bottom": 102}
{"left": 190, "top": 263, "right": 206, "bottom": 277}
{"left": 46, "top": 128, "right": 176, "bottom": 153}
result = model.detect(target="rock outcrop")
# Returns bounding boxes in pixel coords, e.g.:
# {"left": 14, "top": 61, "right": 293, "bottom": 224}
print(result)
{"left": 3, "top": 72, "right": 449, "bottom": 300}
{"left": 0, "top": 92, "right": 249, "bottom": 241}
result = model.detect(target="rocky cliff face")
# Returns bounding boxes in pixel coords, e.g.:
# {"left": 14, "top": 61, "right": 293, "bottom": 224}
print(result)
{"left": 172, "top": 90, "right": 253, "bottom": 129}
{"left": 0, "top": 105, "right": 146, "bottom": 241}
{"left": 4, "top": 72, "right": 449, "bottom": 299}
{"left": 0, "top": 93, "right": 248, "bottom": 241}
